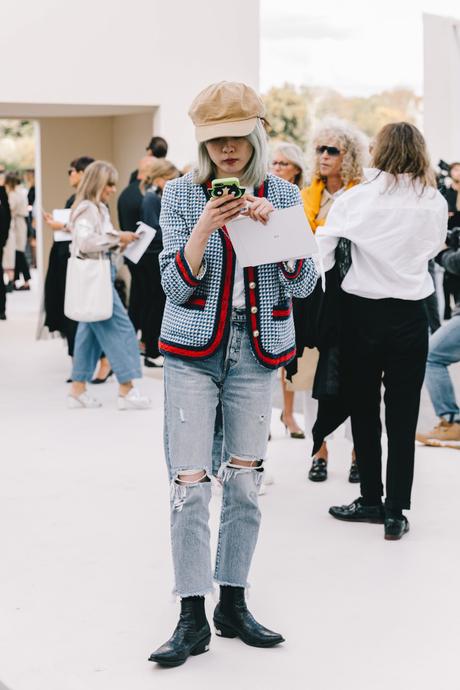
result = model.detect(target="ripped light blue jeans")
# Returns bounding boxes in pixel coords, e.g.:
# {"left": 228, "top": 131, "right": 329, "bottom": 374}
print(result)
{"left": 163, "top": 308, "right": 275, "bottom": 597}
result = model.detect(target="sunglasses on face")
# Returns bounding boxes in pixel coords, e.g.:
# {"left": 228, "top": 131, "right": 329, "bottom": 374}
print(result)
{"left": 316, "top": 145, "right": 341, "bottom": 157}
{"left": 271, "top": 160, "right": 291, "bottom": 168}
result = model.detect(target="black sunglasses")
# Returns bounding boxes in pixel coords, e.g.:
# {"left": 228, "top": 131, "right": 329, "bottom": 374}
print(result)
{"left": 316, "top": 145, "right": 341, "bottom": 157}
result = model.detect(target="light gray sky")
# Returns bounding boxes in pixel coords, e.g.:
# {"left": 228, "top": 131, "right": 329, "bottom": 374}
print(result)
{"left": 261, "top": 0, "right": 460, "bottom": 95}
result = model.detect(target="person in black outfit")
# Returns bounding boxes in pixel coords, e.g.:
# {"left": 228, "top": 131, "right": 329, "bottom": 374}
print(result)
{"left": 118, "top": 156, "right": 155, "bottom": 341}
{"left": 0, "top": 166, "right": 11, "bottom": 320}
{"left": 441, "top": 162, "right": 460, "bottom": 318}
{"left": 24, "top": 169, "right": 36, "bottom": 267}
{"left": 43, "top": 156, "right": 94, "bottom": 356}
{"left": 138, "top": 159, "right": 179, "bottom": 366}
{"left": 128, "top": 136, "right": 168, "bottom": 184}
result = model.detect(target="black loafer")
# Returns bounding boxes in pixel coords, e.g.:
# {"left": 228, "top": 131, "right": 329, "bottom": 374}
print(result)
{"left": 308, "top": 458, "right": 328, "bottom": 482}
{"left": 348, "top": 462, "right": 360, "bottom": 484}
{"left": 384, "top": 516, "right": 409, "bottom": 541}
{"left": 329, "top": 497, "right": 384, "bottom": 523}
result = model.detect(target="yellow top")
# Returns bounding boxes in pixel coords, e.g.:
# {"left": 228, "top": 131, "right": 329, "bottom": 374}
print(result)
{"left": 301, "top": 176, "right": 358, "bottom": 233}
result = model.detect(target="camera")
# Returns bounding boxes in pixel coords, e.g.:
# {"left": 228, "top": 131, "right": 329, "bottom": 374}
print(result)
{"left": 446, "top": 227, "right": 460, "bottom": 251}
{"left": 437, "top": 159, "right": 451, "bottom": 195}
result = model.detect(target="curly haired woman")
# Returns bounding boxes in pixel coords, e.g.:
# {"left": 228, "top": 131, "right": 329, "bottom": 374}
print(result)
{"left": 289, "top": 119, "right": 367, "bottom": 483}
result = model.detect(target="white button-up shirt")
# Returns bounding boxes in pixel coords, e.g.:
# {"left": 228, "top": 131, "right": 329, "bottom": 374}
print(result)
{"left": 316, "top": 168, "right": 448, "bottom": 300}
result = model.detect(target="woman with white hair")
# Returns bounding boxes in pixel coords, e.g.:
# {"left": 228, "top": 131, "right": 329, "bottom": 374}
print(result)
{"left": 271, "top": 142, "right": 307, "bottom": 438}
{"left": 288, "top": 119, "right": 367, "bottom": 483}
{"left": 149, "top": 81, "right": 318, "bottom": 667}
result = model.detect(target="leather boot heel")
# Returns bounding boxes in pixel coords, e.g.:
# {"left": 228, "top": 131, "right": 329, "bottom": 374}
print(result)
{"left": 214, "top": 586, "right": 284, "bottom": 648}
{"left": 190, "top": 634, "right": 212, "bottom": 655}
{"left": 215, "top": 623, "right": 238, "bottom": 638}
{"left": 149, "top": 597, "right": 211, "bottom": 667}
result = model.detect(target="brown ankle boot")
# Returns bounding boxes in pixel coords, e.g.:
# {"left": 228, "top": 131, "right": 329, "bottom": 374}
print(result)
{"left": 416, "top": 418, "right": 460, "bottom": 448}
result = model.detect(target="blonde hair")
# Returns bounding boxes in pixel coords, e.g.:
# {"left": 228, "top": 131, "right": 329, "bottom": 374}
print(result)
{"left": 143, "top": 158, "right": 180, "bottom": 187}
{"left": 194, "top": 118, "right": 269, "bottom": 187}
{"left": 72, "top": 160, "right": 118, "bottom": 208}
{"left": 371, "top": 122, "right": 436, "bottom": 191}
{"left": 308, "top": 118, "right": 367, "bottom": 186}
{"left": 272, "top": 142, "right": 306, "bottom": 188}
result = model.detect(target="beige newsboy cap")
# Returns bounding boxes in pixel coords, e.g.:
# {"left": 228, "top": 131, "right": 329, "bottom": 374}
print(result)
{"left": 189, "top": 81, "right": 265, "bottom": 143}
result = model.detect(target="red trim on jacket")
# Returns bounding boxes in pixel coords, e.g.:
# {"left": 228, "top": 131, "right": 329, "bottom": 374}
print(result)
{"left": 246, "top": 265, "right": 296, "bottom": 367}
{"left": 187, "top": 296, "right": 206, "bottom": 308}
{"left": 160, "top": 231, "right": 234, "bottom": 358}
{"left": 279, "top": 259, "right": 304, "bottom": 280}
{"left": 272, "top": 305, "right": 292, "bottom": 318}
{"left": 175, "top": 249, "right": 200, "bottom": 287}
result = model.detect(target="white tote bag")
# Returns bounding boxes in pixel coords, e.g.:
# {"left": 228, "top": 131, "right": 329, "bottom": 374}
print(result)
{"left": 64, "top": 246, "right": 113, "bottom": 322}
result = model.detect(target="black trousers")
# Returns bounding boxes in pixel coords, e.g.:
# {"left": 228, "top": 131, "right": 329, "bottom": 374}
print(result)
{"left": 44, "top": 241, "right": 78, "bottom": 356}
{"left": 342, "top": 294, "right": 428, "bottom": 510}
{"left": 128, "top": 251, "right": 165, "bottom": 357}
{"left": 0, "top": 247, "right": 5, "bottom": 314}
{"left": 14, "top": 250, "right": 31, "bottom": 282}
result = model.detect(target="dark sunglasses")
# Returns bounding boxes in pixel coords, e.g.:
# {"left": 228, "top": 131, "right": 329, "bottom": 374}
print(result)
{"left": 271, "top": 160, "right": 291, "bottom": 168}
{"left": 316, "top": 145, "right": 341, "bottom": 157}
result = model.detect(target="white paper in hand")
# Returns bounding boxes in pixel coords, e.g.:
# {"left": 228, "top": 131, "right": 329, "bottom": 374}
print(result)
{"left": 123, "top": 222, "right": 157, "bottom": 264}
{"left": 225, "top": 204, "right": 317, "bottom": 268}
{"left": 52, "top": 209, "right": 72, "bottom": 242}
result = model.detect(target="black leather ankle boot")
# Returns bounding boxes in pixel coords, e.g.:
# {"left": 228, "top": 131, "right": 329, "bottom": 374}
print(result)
{"left": 149, "top": 597, "right": 211, "bottom": 667}
{"left": 214, "top": 586, "right": 284, "bottom": 648}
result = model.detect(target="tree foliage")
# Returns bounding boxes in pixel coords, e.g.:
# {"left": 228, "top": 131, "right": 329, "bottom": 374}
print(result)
{"left": 263, "top": 84, "right": 309, "bottom": 148}
{"left": 0, "top": 119, "right": 34, "bottom": 139}
{"left": 0, "top": 119, "right": 35, "bottom": 169}
{"left": 262, "top": 84, "right": 422, "bottom": 149}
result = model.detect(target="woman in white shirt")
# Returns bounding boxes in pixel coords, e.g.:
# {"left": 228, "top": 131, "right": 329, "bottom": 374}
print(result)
{"left": 317, "top": 122, "right": 447, "bottom": 540}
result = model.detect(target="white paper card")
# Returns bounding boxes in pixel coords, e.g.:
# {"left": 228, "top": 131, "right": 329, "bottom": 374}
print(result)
{"left": 52, "top": 209, "right": 72, "bottom": 242}
{"left": 123, "top": 222, "right": 157, "bottom": 264}
{"left": 225, "top": 204, "right": 318, "bottom": 268}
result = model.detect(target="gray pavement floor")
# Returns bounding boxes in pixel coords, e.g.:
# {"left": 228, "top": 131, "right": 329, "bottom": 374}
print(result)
{"left": 1, "top": 279, "right": 460, "bottom": 690}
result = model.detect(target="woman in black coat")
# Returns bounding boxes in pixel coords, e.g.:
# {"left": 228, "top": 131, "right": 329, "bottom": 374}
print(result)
{"left": 136, "top": 159, "right": 179, "bottom": 367}
{"left": 43, "top": 156, "right": 94, "bottom": 357}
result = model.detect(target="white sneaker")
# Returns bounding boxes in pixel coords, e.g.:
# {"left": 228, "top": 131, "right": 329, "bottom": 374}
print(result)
{"left": 144, "top": 355, "right": 164, "bottom": 368}
{"left": 67, "top": 392, "right": 102, "bottom": 409}
{"left": 117, "top": 387, "right": 151, "bottom": 410}
{"left": 258, "top": 469, "right": 275, "bottom": 496}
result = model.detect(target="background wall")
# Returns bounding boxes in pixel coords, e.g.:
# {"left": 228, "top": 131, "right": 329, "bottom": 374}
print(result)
{"left": 0, "top": 0, "right": 260, "bottom": 282}
{"left": 424, "top": 13, "right": 460, "bottom": 164}
{"left": 0, "top": 0, "right": 260, "bottom": 168}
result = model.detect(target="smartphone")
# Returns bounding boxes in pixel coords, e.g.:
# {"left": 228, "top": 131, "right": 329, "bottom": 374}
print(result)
{"left": 210, "top": 177, "right": 245, "bottom": 200}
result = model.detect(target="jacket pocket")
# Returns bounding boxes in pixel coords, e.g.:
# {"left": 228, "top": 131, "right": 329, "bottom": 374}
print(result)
{"left": 184, "top": 295, "right": 207, "bottom": 311}
{"left": 272, "top": 301, "right": 292, "bottom": 320}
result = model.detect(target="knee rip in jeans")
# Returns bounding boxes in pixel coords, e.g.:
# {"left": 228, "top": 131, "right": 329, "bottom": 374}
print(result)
{"left": 171, "top": 468, "right": 211, "bottom": 512}
{"left": 218, "top": 457, "right": 264, "bottom": 484}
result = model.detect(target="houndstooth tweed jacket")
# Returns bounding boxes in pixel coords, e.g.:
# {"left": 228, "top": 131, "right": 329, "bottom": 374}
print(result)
{"left": 158, "top": 172, "right": 318, "bottom": 369}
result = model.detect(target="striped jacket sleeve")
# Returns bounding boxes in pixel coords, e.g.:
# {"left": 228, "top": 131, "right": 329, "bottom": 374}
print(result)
{"left": 159, "top": 180, "right": 207, "bottom": 305}
{"left": 278, "top": 257, "right": 318, "bottom": 297}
